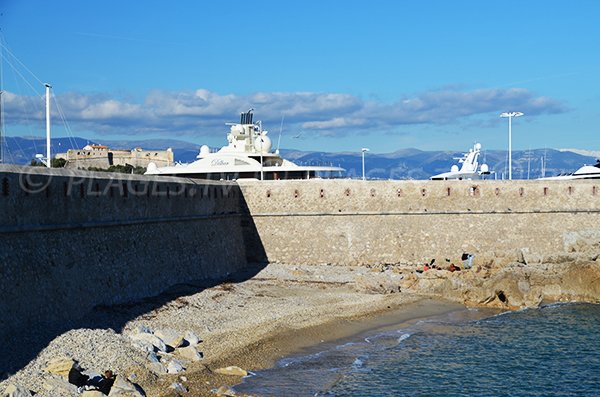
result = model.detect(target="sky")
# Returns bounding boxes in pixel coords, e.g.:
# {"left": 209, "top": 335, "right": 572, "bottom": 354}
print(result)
{"left": 0, "top": 0, "right": 599, "bottom": 153}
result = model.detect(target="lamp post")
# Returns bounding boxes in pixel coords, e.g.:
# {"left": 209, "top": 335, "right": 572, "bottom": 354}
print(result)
{"left": 500, "top": 111, "right": 523, "bottom": 180}
{"left": 361, "top": 148, "right": 369, "bottom": 180}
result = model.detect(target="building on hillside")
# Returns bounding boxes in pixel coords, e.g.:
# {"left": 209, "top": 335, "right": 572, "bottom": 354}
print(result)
{"left": 55, "top": 144, "right": 174, "bottom": 169}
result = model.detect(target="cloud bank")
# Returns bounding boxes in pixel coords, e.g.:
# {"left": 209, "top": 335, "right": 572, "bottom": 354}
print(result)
{"left": 2, "top": 87, "right": 566, "bottom": 137}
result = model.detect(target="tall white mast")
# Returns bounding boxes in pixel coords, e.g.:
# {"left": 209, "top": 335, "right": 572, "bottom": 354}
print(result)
{"left": 45, "top": 83, "right": 51, "bottom": 168}
{"left": 0, "top": 90, "right": 3, "bottom": 164}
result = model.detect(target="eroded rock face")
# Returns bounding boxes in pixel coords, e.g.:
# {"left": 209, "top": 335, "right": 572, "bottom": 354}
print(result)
{"left": 43, "top": 357, "right": 74, "bottom": 379}
{"left": 154, "top": 329, "right": 184, "bottom": 350}
{"left": 107, "top": 376, "right": 144, "bottom": 397}
{"left": 382, "top": 258, "right": 600, "bottom": 310}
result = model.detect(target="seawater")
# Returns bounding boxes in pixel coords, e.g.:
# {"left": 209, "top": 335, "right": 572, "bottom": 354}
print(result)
{"left": 234, "top": 303, "right": 600, "bottom": 396}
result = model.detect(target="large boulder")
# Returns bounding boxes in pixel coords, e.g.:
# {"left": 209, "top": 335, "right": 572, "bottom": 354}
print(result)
{"left": 44, "top": 357, "right": 75, "bottom": 379}
{"left": 107, "top": 376, "right": 145, "bottom": 397}
{"left": 184, "top": 330, "right": 201, "bottom": 346}
{"left": 166, "top": 359, "right": 186, "bottom": 374}
{"left": 214, "top": 366, "right": 248, "bottom": 377}
{"left": 129, "top": 333, "right": 167, "bottom": 353}
{"left": 146, "top": 362, "right": 167, "bottom": 375}
{"left": 154, "top": 329, "right": 184, "bottom": 349}
{"left": 177, "top": 346, "right": 203, "bottom": 362}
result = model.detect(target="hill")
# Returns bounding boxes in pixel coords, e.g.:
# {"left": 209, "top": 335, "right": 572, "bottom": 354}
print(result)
{"left": 1, "top": 136, "right": 596, "bottom": 180}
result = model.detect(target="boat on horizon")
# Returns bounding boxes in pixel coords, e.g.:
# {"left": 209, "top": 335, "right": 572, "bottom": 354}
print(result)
{"left": 430, "top": 143, "right": 491, "bottom": 180}
{"left": 538, "top": 159, "right": 600, "bottom": 180}
{"left": 145, "top": 110, "right": 344, "bottom": 180}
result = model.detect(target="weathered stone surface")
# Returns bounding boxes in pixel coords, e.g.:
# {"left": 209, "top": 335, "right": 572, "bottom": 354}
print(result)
{"left": 177, "top": 346, "right": 203, "bottom": 362}
{"left": 146, "top": 362, "right": 167, "bottom": 376}
{"left": 131, "top": 339, "right": 155, "bottom": 354}
{"left": 82, "top": 391, "right": 105, "bottom": 397}
{"left": 41, "top": 377, "right": 78, "bottom": 394}
{"left": 154, "top": 329, "right": 184, "bottom": 349}
{"left": 0, "top": 167, "right": 246, "bottom": 371}
{"left": 214, "top": 366, "right": 248, "bottom": 377}
{"left": 184, "top": 330, "right": 201, "bottom": 346}
{"left": 107, "top": 376, "right": 144, "bottom": 397}
{"left": 166, "top": 359, "right": 185, "bottom": 374}
{"left": 3, "top": 384, "right": 32, "bottom": 397}
{"left": 129, "top": 333, "right": 167, "bottom": 353}
{"left": 354, "top": 274, "right": 401, "bottom": 294}
{"left": 215, "top": 385, "right": 236, "bottom": 396}
{"left": 44, "top": 357, "right": 74, "bottom": 379}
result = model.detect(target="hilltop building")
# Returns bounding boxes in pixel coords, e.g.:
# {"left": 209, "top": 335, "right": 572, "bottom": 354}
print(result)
{"left": 56, "top": 144, "right": 174, "bottom": 170}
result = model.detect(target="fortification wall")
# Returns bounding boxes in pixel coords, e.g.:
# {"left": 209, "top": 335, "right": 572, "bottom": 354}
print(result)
{"left": 0, "top": 165, "right": 249, "bottom": 346}
{"left": 238, "top": 179, "right": 600, "bottom": 266}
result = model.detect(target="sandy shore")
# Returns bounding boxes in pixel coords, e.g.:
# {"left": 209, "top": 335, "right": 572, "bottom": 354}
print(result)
{"left": 2, "top": 257, "right": 598, "bottom": 396}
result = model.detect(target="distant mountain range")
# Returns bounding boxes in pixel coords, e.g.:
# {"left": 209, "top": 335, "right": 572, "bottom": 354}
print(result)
{"left": 1, "top": 136, "right": 597, "bottom": 180}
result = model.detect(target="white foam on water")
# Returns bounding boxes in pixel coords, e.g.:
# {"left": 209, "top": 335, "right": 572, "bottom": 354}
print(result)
{"left": 397, "top": 333, "right": 411, "bottom": 343}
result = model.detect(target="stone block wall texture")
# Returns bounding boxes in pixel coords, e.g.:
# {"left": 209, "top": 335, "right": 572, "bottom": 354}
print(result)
{"left": 0, "top": 165, "right": 246, "bottom": 343}
{"left": 2, "top": 167, "right": 599, "bottom": 348}
{"left": 238, "top": 179, "right": 600, "bottom": 266}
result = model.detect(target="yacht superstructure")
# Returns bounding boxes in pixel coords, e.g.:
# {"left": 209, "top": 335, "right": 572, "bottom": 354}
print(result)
{"left": 538, "top": 160, "right": 600, "bottom": 180}
{"left": 145, "top": 110, "right": 344, "bottom": 180}
{"left": 430, "top": 143, "right": 491, "bottom": 180}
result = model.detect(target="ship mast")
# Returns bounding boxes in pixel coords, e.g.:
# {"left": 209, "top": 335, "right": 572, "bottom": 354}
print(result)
{"left": 0, "top": 90, "right": 3, "bottom": 164}
{"left": 45, "top": 83, "right": 51, "bottom": 168}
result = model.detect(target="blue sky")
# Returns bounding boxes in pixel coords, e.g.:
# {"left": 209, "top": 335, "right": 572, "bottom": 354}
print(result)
{"left": 0, "top": 0, "right": 599, "bottom": 153}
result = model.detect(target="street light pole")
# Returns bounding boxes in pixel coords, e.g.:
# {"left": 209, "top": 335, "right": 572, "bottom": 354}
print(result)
{"left": 361, "top": 148, "right": 369, "bottom": 180}
{"left": 500, "top": 112, "right": 523, "bottom": 180}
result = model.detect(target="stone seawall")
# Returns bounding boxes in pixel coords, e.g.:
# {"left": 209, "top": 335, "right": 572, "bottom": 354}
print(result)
{"left": 238, "top": 179, "right": 600, "bottom": 266}
{"left": 0, "top": 165, "right": 253, "bottom": 357}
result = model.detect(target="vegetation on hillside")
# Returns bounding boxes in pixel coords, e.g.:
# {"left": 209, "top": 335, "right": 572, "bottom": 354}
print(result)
{"left": 85, "top": 164, "right": 147, "bottom": 175}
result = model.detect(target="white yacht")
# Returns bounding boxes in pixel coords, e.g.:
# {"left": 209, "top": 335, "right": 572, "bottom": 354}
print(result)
{"left": 430, "top": 143, "right": 491, "bottom": 180}
{"left": 145, "top": 110, "right": 344, "bottom": 180}
{"left": 538, "top": 160, "right": 600, "bottom": 180}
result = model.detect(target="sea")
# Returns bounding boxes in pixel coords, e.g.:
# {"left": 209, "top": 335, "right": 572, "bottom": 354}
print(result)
{"left": 234, "top": 302, "right": 600, "bottom": 396}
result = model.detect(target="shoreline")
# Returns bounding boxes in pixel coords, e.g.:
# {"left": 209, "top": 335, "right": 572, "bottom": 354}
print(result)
{"left": 179, "top": 298, "right": 486, "bottom": 397}
{"left": 1, "top": 259, "right": 598, "bottom": 397}
{"left": 218, "top": 299, "right": 501, "bottom": 395}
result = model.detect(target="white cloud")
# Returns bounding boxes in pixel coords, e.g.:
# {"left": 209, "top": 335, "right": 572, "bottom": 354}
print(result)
{"left": 1, "top": 87, "right": 566, "bottom": 137}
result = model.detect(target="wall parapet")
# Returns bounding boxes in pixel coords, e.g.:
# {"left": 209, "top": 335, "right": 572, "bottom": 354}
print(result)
{"left": 238, "top": 179, "right": 600, "bottom": 266}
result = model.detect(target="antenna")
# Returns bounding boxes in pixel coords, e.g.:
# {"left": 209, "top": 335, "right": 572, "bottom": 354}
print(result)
{"left": 276, "top": 114, "right": 284, "bottom": 152}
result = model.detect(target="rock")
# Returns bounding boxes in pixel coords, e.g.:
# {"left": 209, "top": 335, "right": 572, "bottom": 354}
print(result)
{"left": 214, "top": 366, "right": 248, "bottom": 377}
{"left": 146, "top": 352, "right": 160, "bottom": 363}
{"left": 354, "top": 275, "right": 401, "bottom": 294}
{"left": 177, "top": 346, "right": 203, "bottom": 362}
{"left": 132, "top": 325, "right": 153, "bottom": 334}
{"left": 146, "top": 362, "right": 167, "bottom": 375}
{"left": 166, "top": 359, "right": 186, "bottom": 374}
{"left": 184, "top": 330, "right": 201, "bottom": 346}
{"left": 131, "top": 339, "right": 155, "bottom": 354}
{"left": 129, "top": 332, "right": 167, "bottom": 353}
{"left": 3, "top": 384, "right": 33, "bottom": 397}
{"left": 154, "top": 328, "right": 185, "bottom": 349}
{"left": 107, "top": 376, "right": 145, "bottom": 397}
{"left": 40, "top": 377, "right": 79, "bottom": 395}
{"left": 82, "top": 391, "right": 105, "bottom": 397}
{"left": 170, "top": 382, "right": 188, "bottom": 394}
{"left": 215, "top": 385, "right": 236, "bottom": 396}
{"left": 44, "top": 356, "right": 74, "bottom": 379}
